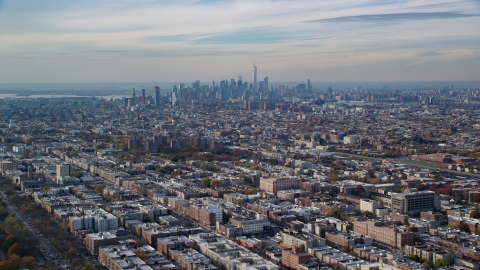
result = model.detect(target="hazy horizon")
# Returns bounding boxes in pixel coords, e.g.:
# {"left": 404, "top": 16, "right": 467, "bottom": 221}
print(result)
{"left": 1, "top": 81, "right": 479, "bottom": 92}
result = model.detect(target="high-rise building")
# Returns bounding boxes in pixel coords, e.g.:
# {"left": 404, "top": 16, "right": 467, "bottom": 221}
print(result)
{"left": 172, "top": 85, "right": 178, "bottom": 105}
{"left": 391, "top": 191, "right": 440, "bottom": 213}
{"left": 264, "top": 77, "right": 268, "bottom": 93}
{"left": 154, "top": 86, "right": 160, "bottom": 105}
{"left": 141, "top": 88, "right": 146, "bottom": 104}
{"left": 326, "top": 86, "right": 333, "bottom": 96}
{"left": 131, "top": 88, "right": 137, "bottom": 106}
{"left": 238, "top": 76, "right": 243, "bottom": 89}
{"left": 193, "top": 80, "right": 200, "bottom": 89}
{"left": 253, "top": 62, "right": 257, "bottom": 91}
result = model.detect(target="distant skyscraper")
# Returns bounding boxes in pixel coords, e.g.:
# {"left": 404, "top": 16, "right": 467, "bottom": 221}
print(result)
{"left": 327, "top": 86, "right": 333, "bottom": 96}
{"left": 193, "top": 80, "right": 200, "bottom": 89}
{"left": 154, "top": 86, "right": 160, "bottom": 105}
{"left": 238, "top": 76, "right": 243, "bottom": 89}
{"left": 253, "top": 62, "right": 257, "bottom": 91}
{"left": 131, "top": 88, "right": 136, "bottom": 106}
{"left": 172, "top": 85, "right": 178, "bottom": 105}
{"left": 264, "top": 77, "right": 268, "bottom": 93}
{"left": 141, "top": 88, "right": 146, "bottom": 104}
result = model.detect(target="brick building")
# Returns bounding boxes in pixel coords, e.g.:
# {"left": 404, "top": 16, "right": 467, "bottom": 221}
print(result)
{"left": 188, "top": 204, "right": 223, "bottom": 227}
{"left": 281, "top": 248, "right": 312, "bottom": 270}
{"left": 352, "top": 219, "right": 414, "bottom": 249}
{"left": 420, "top": 212, "right": 444, "bottom": 222}
{"left": 85, "top": 232, "right": 118, "bottom": 255}
{"left": 259, "top": 177, "right": 301, "bottom": 195}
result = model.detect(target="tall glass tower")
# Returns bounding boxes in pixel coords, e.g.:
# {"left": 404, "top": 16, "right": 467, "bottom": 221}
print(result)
{"left": 253, "top": 62, "right": 257, "bottom": 91}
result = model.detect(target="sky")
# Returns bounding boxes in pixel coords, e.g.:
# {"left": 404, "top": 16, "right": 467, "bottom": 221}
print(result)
{"left": 0, "top": 0, "right": 479, "bottom": 83}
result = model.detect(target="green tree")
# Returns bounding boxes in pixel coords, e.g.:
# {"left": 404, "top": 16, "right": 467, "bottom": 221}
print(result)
{"left": 329, "top": 206, "right": 341, "bottom": 219}
{"left": 75, "top": 263, "right": 94, "bottom": 270}
{"left": 200, "top": 178, "right": 212, "bottom": 188}
{"left": 434, "top": 259, "right": 449, "bottom": 268}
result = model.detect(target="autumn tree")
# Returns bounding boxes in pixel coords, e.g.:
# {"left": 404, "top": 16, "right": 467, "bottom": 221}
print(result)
{"left": 94, "top": 184, "right": 106, "bottom": 195}
{"left": 210, "top": 180, "right": 220, "bottom": 188}
{"left": 457, "top": 223, "right": 471, "bottom": 233}
{"left": 21, "top": 256, "right": 37, "bottom": 269}
{"left": 472, "top": 193, "right": 480, "bottom": 203}
{"left": 64, "top": 246, "right": 77, "bottom": 262}
{"left": 7, "top": 243, "right": 22, "bottom": 257}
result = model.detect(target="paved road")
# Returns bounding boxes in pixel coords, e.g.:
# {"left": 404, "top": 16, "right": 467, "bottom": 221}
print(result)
{"left": 0, "top": 191, "right": 68, "bottom": 268}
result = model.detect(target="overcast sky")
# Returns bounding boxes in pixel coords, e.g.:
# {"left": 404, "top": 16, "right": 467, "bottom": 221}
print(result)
{"left": 0, "top": 0, "right": 479, "bottom": 83}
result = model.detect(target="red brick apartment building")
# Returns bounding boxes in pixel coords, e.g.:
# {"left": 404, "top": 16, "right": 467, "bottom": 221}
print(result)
{"left": 259, "top": 177, "right": 301, "bottom": 195}
{"left": 353, "top": 219, "right": 414, "bottom": 249}
{"left": 282, "top": 248, "right": 312, "bottom": 270}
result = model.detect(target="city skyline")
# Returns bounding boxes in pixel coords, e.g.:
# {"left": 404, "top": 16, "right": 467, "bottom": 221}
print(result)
{"left": 0, "top": 0, "right": 480, "bottom": 83}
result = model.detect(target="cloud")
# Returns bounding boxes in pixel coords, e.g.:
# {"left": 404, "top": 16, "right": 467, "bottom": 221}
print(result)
{"left": 193, "top": 28, "right": 299, "bottom": 44}
{"left": 306, "top": 12, "right": 479, "bottom": 23}
{"left": 0, "top": 0, "right": 479, "bottom": 82}
{"left": 418, "top": 51, "right": 441, "bottom": 57}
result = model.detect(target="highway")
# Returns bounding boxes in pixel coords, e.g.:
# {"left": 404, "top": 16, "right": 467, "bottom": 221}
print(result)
{"left": 0, "top": 190, "right": 69, "bottom": 268}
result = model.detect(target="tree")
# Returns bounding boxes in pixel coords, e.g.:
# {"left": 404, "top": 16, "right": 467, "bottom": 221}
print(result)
{"left": 326, "top": 173, "right": 340, "bottom": 181}
{"left": 210, "top": 180, "right": 220, "bottom": 188}
{"left": 76, "top": 263, "right": 94, "bottom": 270}
{"left": 471, "top": 210, "right": 480, "bottom": 219}
{"left": 415, "top": 182, "right": 427, "bottom": 191}
{"left": 21, "top": 256, "right": 37, "bottom": 269}
{"left": 473, "top": 193, "right": 480, "bottom": 203}
{"left": 348, "top": 251, "right": 358, "bottom": 258}
{"left": 64, "top": 246, "right": 77, "bottom": 262}
{"left": 7, "top": 243, "right": 22, "bottom": 257}
{"left": 354, "top": 185, "right": 365, "bottom": 193}
{"left": 406, "top": 254, "right": 421, "bottom": 262}
{"left": 422, "top": 260, "right": 433, "bottom": 269}
{"left": 0, "top": 259, "right": 20, "bottom": 270}
{"left": 329, "top": 206, "right": 341, "bottom": 219}
{"left": 457, "top": 222, "right": 471, "bottom": 233}
{"left": 244, "top": 188, "right": 257, "bottom": 195}
{"left": 200, "top": 178, "right": 212, "bottom": 188}
{"left": 238, "top": 174, "right": 252, "bottom": 183}
{"left": 94, "top": 184, "right": 106, "bottom": 195}
{"left": 333, "top": 265, "right": 340, "bottom": 270}
{"left": 434, "top": 259, "right": 449, "bottom": 268}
